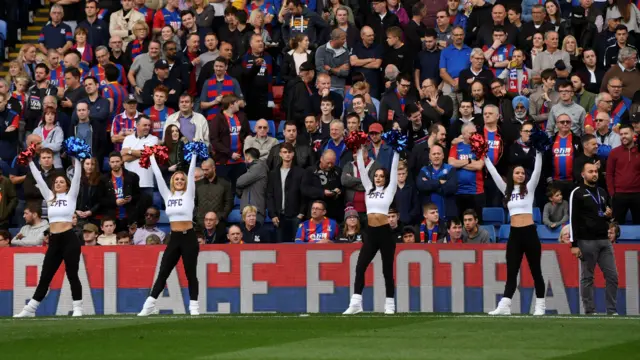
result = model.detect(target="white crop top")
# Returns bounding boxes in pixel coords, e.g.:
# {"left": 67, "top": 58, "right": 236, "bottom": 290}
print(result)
{"left": 150, "top": 155, "right": 197, "bottom": 222}
{"left": 29, "top": 158, "right": 81, "bottom": 224}
{"left": 485, "top": 151, "right": 542, "bottom": 216}
{"left": 357, "top": 148, "right": 399, "bottom": 215}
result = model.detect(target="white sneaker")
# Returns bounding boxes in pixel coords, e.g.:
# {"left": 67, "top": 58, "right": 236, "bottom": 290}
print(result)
{"left": 384, "top": 298, "right": 395, "bottom": 315}
{"left": 14, "top": 299, "right": 39, "bottom": 318}
{"left": 137, "top": 297, "right": 159, "bottom": 317}
{"left": 488, "top": 297, "right": 512, "bottom": 315}
{"left": 533, "top": 298, "right": 546, "bottom": 316}
{"left": 189, "top": 300, "right": 200, "bottom": 316}
{"left": 342, "top": 294, "right": 363, "bottom": 315}
{"left": 72, "top": 300, "right": 83, "bottom": 317}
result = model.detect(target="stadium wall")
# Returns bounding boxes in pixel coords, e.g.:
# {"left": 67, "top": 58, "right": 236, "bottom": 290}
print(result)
{"left": 0, "top": 244, "right": 638, "bottom": 316}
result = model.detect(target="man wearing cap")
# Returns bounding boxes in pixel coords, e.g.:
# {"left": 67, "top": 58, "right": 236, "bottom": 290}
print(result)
{"left": 532, "top": 31, "right": 571, "bottom": 84}
{"left": 284, "top": 61, "right": 315, "bottom": 129}
{"left": 366, "top": 122, "right": 393, "bottom": 171}
{"left": 140, "top": 59, "right": 182, "bottom": 110}
{"left": 82, "top": 223, "right": 101, "bottom": 246}
{"left": 631, "top": 113, "right": 640, "bottom": 134}
{"left": 603, "top": 25, "right": 637, "bottom": 70}
{"left": 111, "top": 94, "right": 142, "bottom": 153}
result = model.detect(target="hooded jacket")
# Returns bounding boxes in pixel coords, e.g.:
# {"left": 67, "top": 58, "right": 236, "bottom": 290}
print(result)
{"left": 11, "top": 219, "right": 49, "bottom": 247}
{"left": 282, "top": 7, "right": 329, "bottom": 45}
{"left": 236, "top": 159, "right": 269, "bottom": 217}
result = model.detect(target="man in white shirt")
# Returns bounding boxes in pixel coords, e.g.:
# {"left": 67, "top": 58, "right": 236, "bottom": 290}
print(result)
{"left": 121, "top": 115, "right": 159, "bottom": 202}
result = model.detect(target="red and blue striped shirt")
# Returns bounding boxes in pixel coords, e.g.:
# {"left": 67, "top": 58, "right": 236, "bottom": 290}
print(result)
{"left": 153, "top": 8, "right": 181, "bottom": 31}
{"left": 449, "top": 142, "right": 484, "bottom": 194}
{"left": 483, "top": 128, "right": 503, "bottom": 166}
{"left": 48, "top": 65, "right": 65, "bottom": 88}
{"left": 102, "top": 82, "right": 129, "bottom": 127}
{"left": 144, "top": 106, "right": 175, "bottom": 139}
{"left": 90, "top": 63, "right": 127, "bottom": 87}
{"left": 419, "top": 221, "right": 439, "bottom": 243}
{"left": 226, "top": 113, "right": 244, "bottom": 164}
{"left": 295, "top": 217, "right": 339, "bottom": 243}
{"left": 111, "top": 111, "right": 140, "bottom": 152}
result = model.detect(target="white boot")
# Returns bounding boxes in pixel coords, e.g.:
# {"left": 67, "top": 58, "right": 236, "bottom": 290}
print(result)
{"left": 533, "top": 298, "right": 546, "bottom": 316}
{"left": 488, "top": 297, "right": 512, "bottom": 315}
{"left": 189, "top": 300, "right": 200, "bottom": 316}
{"left": 137, "top": 297, "right": 159, "bottom": 317}
{"left": 13, "top": 299, "right": 39, "bottom": 318}
{"left": 384, "top": 297, "right": 395, "bottom": 315}
{"left": 342, "top": 294, "right": 363, "bottom": 315}
{"left": 72, "top": 300, "right": 83, "bottom": 317}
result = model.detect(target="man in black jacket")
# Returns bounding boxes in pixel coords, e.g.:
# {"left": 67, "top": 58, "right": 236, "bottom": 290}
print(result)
{"left": 569, "top": 162, "right": 618, "bottom": 315}
{"left": 301, "top": 149, "right": 344, "bottom": 221}
{"left": 267, "top": 143, "right": 306, "bottom": 243}
{"left": 364, "top": 0, "right": 400, "bottom": 45}
{"left": 266, "top": 122, "right": 312, "bottom": 170}
{"left": 140, "top": 59, "right": 182, "bottom": 111}
{"left": 284, "top": 62, "right": 315, "bottom": 129}
{"left": 100, "top": 152, "right": 141, "bottom": 231}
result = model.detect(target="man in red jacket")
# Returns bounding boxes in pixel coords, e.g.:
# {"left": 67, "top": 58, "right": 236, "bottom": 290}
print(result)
{"left": 606, "top": 124, "right": 640, "bottom": 224}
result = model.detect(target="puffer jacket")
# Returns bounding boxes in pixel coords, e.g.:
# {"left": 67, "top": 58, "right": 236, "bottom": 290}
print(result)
{"left": 195, "top": 176, "right": 233, "bottom": 225}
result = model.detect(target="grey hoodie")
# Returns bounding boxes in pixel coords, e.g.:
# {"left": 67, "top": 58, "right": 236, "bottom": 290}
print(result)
{"left": 12, "top": 220, "right": 49, "bottom": 247}
{"left": 236, "top": 160, "right": 269, "bottom": 217}
{"left": 546, "top": 101, "right": 586, "bottom": 137}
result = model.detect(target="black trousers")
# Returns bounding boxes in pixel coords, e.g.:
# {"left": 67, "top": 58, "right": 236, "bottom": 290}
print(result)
{"left": 33, "top": 229, "right": 82, "bottom": 302}
{"left": 150, "top": 229, "right": 199, "bottom": 301}
{"left": 503, "top": 224, "right": 545, "bottom": 299}
{"left": 456, "top": 193, "right": 486, "bottom": 222}
{"left": 354, "top": 224, "right": 396, "bottom": 298}
{"left": 612, "top": 192, "right": 640, "bottom": 225}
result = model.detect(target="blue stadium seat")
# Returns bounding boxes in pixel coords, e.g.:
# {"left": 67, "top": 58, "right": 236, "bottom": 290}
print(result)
{"left": 483, "top": 208, "right": 505, "bottom": 226}
{"left": 626, "top": 211, "right": 633, "bottom": 225}
{"left": 371, "top": 97, "right": 380, "bottom": 116}
{"left": 157, "top": 224, "right": 170, "bottom": 237}
{"left": 249, "top": 120, "right": 257, "bottom": 133}
{"left": 277, "top": 120, "right": 285, "bottom": 137}
{"left": 0, "top": 20, "right": 6, "bottom": 41}
{"left": 158, "top": 211, "right": 170, "bottom": 224}
{"left": 153, "top": 192, "right": 164, "bottom": 209}
{"left": 536, "top": 225, "right": 561, "bottom": 243}
{"left": 9, "top": 227, "right": 20, "bottom": 238}
{"left": 498, "top": 225, "right": 510, "bottom": 243}
{"left": 234, "top": 196, "right": 241, "bottom": 208}
{"left": 479, "top": 225, "right": 496, "bottom": 243}
{"left": 267, "top": 120, "right": 276, "bottom": 137}
{"left": 533, "top": 207, "right": 541, "bottom": 224}
{"left": 228, "top": 209, "right": 242, "bottom": 223}
{"left": 618, "top": 226, "right": 640, "bottom": 242}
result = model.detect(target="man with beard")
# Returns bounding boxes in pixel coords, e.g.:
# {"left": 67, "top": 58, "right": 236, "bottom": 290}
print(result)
{"left": 302, "top": 115, "right": 327, "bottom": 150}
{"left": 302, "top": 149, "right": 344, "bottom": 221}
{"left": 163, "top": 41, "right": 190, "bottom": 89}
{"left": 470, "top": 81, "right": 487, "bottom": 115}
{"left": 571, "top": 73, "right": 596, "bottom": 114}
{"left": 606, "top": 124, "right": 640, "bottom": 224}
{"left": 266, "top": 122, "right": 312, "bottom": 170}
{"left": 577, "top": 49, "right": 605, "bottom": 95}
{"left": 502, "top": 96, "right": 531, "bottom": 146}
{"left": 573, "top": 134, "right": 606, "bottom": 189}
{"left": 100, "top": 153, "right": 141, "bottom": 231}
{"left": 24, "top": 64, "right": 58, "bottom": 137}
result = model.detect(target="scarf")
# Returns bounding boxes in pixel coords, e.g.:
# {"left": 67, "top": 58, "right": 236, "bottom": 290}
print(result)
{"left": 396, "top": 89, "right": 405, "bottom": 112}
{"left": 508, "top": 67, "right": 528, "bottom": 94}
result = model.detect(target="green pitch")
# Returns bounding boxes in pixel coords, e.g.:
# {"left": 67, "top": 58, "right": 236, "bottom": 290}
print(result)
{"left": 1, "top": 314, "right": 639, "bottom": 360}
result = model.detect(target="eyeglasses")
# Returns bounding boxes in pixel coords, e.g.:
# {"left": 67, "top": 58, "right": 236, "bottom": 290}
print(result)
{"left": 595, "top": 119, "right": 608, "bottom": 123}
{"left": 609, "top": 85, "right": 623, "bottom": 89}
{"left": 558, "top": 121, "right": 571, "bottom": 125}
{"left": 398, "top": 83, "right": 411, "bottom": 88}
{"left": 256, "top": 126, "right": 267, "bottom": 129}
{"left": 515, "top": 105, "right": 526, "bottom": 110}
{"left": 521, "top": 129, "right": 532, "bottom": 133}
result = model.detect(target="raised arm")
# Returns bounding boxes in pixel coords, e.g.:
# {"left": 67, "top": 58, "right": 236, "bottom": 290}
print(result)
{"left": 68, "top": 157, "right": 82, "bottom": 199}
{"left": 527, "top": 151, "right": 543, "bottom": 192}
{"left": 150, "top": 155, "right": 171, "bottom": 201}
{"left": 28, "top": 161, "right": 52, "bottom": 201}
{"left": 185, "top": 156, "right": 197, "bottom": 199}
{"left": 387, "top": 152, "right": 400, "bottom": 193}
{"left": 356, "top": 148, "right": 372, "bottom": 192}
{"left": 484, "top": 155, "right": 507, "bottom": 194}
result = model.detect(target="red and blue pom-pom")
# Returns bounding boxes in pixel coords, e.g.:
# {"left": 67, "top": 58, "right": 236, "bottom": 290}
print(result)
{"left": 344, "top": 131, "right": 369, "bottom": 152}
{"left": 183, "top": 141, "right": 209, "bottom": 162}
{"left": 139, "top": 145, "right": 169, "bottom": 169}
{"left": 17, "top": 143, "right": 37, "bottom": 166}
{"left": 63, "top": 137, "right": 92, "bottom": 160}
{"left": 382, "top": 129, "right": 407, "bottom": 153}
{"left": 470, "top": 133, "right": 488, "bottom": 159}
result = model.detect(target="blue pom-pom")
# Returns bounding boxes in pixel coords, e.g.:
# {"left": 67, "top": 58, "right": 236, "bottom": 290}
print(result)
{"left": 381, "top": 129, "right": 408, "bottom": 153}
{"left": 63, "top": 137, "right": 92, "bottom": 160}
{"left": 183, "top": 141, "right": 210, "bottom": 162}
{"left": 529, "top": 126, "right": 552, "bottom": 153}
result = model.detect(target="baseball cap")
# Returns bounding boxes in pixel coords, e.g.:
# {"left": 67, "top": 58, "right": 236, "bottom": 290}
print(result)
{"left": 368, "top": 122, "right": 383, "bottom": 133}
{"left": 83, "top": 223, "right": 99, "bottom": 233}
{"left": 125, "top": 93, "right": 137, "bottom": 104}
{"left": 631, "top": 112, "right": 640, "bottom": 123}
{"left": 299, "top": 61, "right": 314, "bottom": 72}
{"left": 554, "top": 60, "right": 567, "bottom": 71}
{"left": 155, "top": 59, "right": 170, "bottom": 69}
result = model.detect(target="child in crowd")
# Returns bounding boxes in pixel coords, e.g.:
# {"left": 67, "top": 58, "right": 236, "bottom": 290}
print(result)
{"left": 116, "top": 231, "right": 132, "bottom": 245}
{"left": 543, "top": 187, "right": 569, "bottom": 229}
{"left": 98, "top": 217, "right": 117, "bottom": 245}
{"left": 419, "top": 203, "right": 447, "bottom": 243}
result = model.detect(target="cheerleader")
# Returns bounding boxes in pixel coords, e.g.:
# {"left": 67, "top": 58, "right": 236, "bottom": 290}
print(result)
{"left": 485, "top": 149, "right": 546, "bottom": 315}
{"left": 138, "top": 154, "right": 199, "bottom": 316}
{"left": 344, "top": 147, "right": 400, "bottom": 315}
{"left": 14, "top": 157, "right": 83, "bottom": 317}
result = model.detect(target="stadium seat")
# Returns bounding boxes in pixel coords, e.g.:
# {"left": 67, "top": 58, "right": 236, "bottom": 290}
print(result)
{"left": 507, "top": 207, "right": 542, "bottom": 224}
{"left": 228, "top": 209, "right": 242, "bottom": 223}
{"left": 249, "top": 120, "right": 257, "bottom": 133}
{"left": 483, "top": 208, "right": 505, "bottom": 226}
{"left": 498, "top": 225, "right": 510, "bottom": 243}
{"left": 273, "top": 85, "right": 284, "bottom": 104}
{"left": 157, "top": 224, "right": 170, "bottom": 236}
{"left": 234, "top": 196, "right": 241, "bottom": 208}
{"left": 277, "top": 120, "right": 285, "bottom": 140}
{"left": 158, "top": 211, "right": 170, "bottom": 224}
{"left": 626, "top": 211, "right": 632, "bottom": 225}
{"left": 618, "top": 226, "right": 640, "bottom": 242}
{"left": 479, "top": 225, "right": 496, "bottom": 243}
{"left": 267, "top": 120, "right": 276, "bottom": 137}
{"left": 536, "top": 225, "right": 561, "bottom": 243}
{"left": 0, "top": 20, "right": 6, "bottom": 41}
{"left": 153, "top": 192, "right": 164, "bottom": 209}
{"left": 9, "top": 227, "right": 19, "bottom": 238}
{"left": 371, "top": 97, "right": 380, "bottom": 116}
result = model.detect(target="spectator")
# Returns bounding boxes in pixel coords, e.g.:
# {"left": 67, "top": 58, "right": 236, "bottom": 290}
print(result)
{"left": 603, "top": 25, "right": 635, "bottom": 70}
{"left": 24, "top": 64, "right": 59, "bottom": 138}
{"left": 110, "top": 0, "right": 146, "bottom": 48}
{"left": 76, "top": 77, "right": 110, "bottom": 129}
{"left": 350, "top": 26, "right": 383, "bottom": 98}
{"left": 98, "top": 217, "right": 117, "bottom": 245}
{"left": 101, "top": 152, "right": 141, "bottom": 231}
{"left": 111, "top": 94, "right": 141, "bottom": 153}
{"left": 311, "top": 74, "right": 344, "bottom": 120}
{"left": 379, "top": 73, "right": 416, "bottom": 131}
{"left": 416, "top": 143, "right": 458, "bottom": 219}
{"left": 481, "top": 26, "right": 514, "bottom": 77}
{"left": 128, "top": 40, "right": 163, "bottom": 99}
{"left": 393, "top": 160, "right": 420, "bottom": 225}
{"left": 0, "top": 78, "right": 22, "bottom": 115}
{"left": 470, "top": 81, "right": 488, "bottom": 114}
{"left": 606, "top": 77, "right": 632, "bottom": 131}
{"left": 133, "top": 206, "right": 166, "bottom": 245}
{"left": 458, "top": 48, "right": 494, "bottom": 97}
{"left": 443, "top": 217, "right": 464, "bottom": 243}
{"left": 102, "top": 64, "right": 130, "bottom": 123}
{"left": 333, "top": 6, "right": 358, "bottom": 49}
{"left": 417, "top": 78, "right": 454, "bottom": 128}
{"left": 408, "top": 123, "right": 447, "bottom": 178}
{"left": 239, "top": 205, "right": 272, "bottom": 243}
{"left": 547, "top": 81, "right": 586, "bottom": 137}
{"left": 336, "top": 205, "right": 365, "bottom": 243}
{"left": 145, "top": 234, "right": 162, "bottom": 245}
{"left": 529, "top": 69, "right": 559, "bottom": 129}
{"left": 388, "top": 208, "right": 403, "bottom": 243}
{"left": 439, "top": 26, "right": 472, "bottom": 108}
{"left": 266, "top": 143, "right": 306, "bottom": 243}
{"left": 418, "top": 203, "right": 447, "bottom": 243}
{"left": 244, "top": 119, "right": 279, "bottom": 160}
{"left": 414, "top": 30, "right": 442, "bottom": 90}
{"left": 364, "top": 0, "right": 400, "bottom": 45}
{"left": 315, "top": 29, "right": 350, "bottom": 96}
{"left": 601, "top": 53, "right": 639, "bottom": 111}
{"left": 461, "top": 209, "right": 490, "bottom": 243}
{"left": 546, "top": 113, "right": 582, "bottom": 200}
{"left": 303, "top": 114, "right": 326, "bottom": 150}
{"left": 267, "top": 122, "right": 312, "bottom": 169}
{"left": 448, "top": 123, "right": 485, "bottom": 221}
{"left": 382, "top": 26, "right": 412, "bottom": 75}
{"left": 401, "top": 226, "right": 417, "bottom": 243}
{"left": 533, "top": 31, "right": 571, "bottom": 83}
{"left": 434, "top": 9, "right": 453, "bottom": 50}
{"left": 558, "top": 7, "right": 598, "bottom": 55}
{"left": 302, "top": 149, "right": 344, "bottom": 220}
{"left": 240, "top": 34, "right": 275, "bottom": 119}
{"left": 75, "top": 157, "right": 104, "bottom": 226}
{"left": 606, "top": 124, "right": 640, "bottom": 224}
{"left": 236, "top": 148, "right": 269, "bottom": 223}
{"left": 318, "top": 120, "right": 349, "bottom": 167}
{"left": 577, "top": 49, "right": 605, "bottom": 95}
{"left": 195, "top": 159, "right": 233, "bottom": 230}
{"left": 108, "top": 36, "right": 127, "bottom": 68}
{"left": 449, "top": 98, "right": 483, "bottom": 144}
{"left": 0, "top": 230, "right": 11, "bottom": 247}
{"left": 200, "top": 57, "right": 244, "bottom": 121}
{"left": 482, "top": 104, "right": 506, "bottom": 207}
{"left": 181, "top": 33, "right": 203, "bottom": 100}
{"left": 281, "top": 34, "right": 314, "bottom": 84}
{"left": 282, "top": 0, "right": 329, "bottom": 46}
{"left": 570, "top": 73, "right": 596, "bottom": 115}
{"left": 11, "top": 205, "right": 47, "bottom": 246}
{"left": 164, "top": 94, "right": 209, "bottom": 145}
{"left": 141, "top": 60, "right": 183, "bottom": 111}
{"left": 519, "top": 5, "right": 554, "bottom": 47}
{"left": 144, "top": 86, "right": 176, "bottom": 139}
{"left": 161, "top": 41, "right": 189, "bottom": 89}
{"left": 557, "top": 224, "right": 571, "bottom": 243}
{"left": 0, "top": 167, "right": 16, "bottom": 230}
{"left": 574, "top": 134, "right": 606, "bottom": 187}
{"left": 18, "top": 44, "right": 38, "bottom": 82}
{"left": 0, "top": 92, "right": 20, "bottom": 164}
{"left": 295, "top": 200, "right": 339, "bottom": 243}
{"left": 201, "top": 211, "right": 224, "bottom": 244}
{"left": 543, "top": 186, "right": 569, "bottom": 229}
{"left": 153, "top": 0, "right": 182, "bottom": 35}
{"left": 121, "top": 116, "right": 158, "bottom": 217}
{"left": 82, "top": 223, "right": 100, "bottom": 246}
{"left": 497, "top": 49, "right": 531, "bottom": 97}
{"left": 475, "top": 4, "right": 518, "bottom": 48}
{"left": 345, "top": 112, "right": 362, "bottom": 133}
{"left": 405, "top": 2, "right": 427, "bottom": 54}
{"left": 227, "top": 224, "right": 244, "bottom": 244}
{"left": 342, "top": 146, "right": 382, "bottom": 223}
{"left": 33, "top": 108, "right": 64, "bottom": 169}
{"left": 61, "top": 68, "right": 87, "bottom": 120}
{"left": 348, "top": 97, "right": 376, "bottom": 132}
{"left": 37, "top": 5, "right": 73, "bottom": 55}
{"left": 116, "top": 231, "right": 132, "bottom": 245}
{"left": 283, "top": 61, "right": 315, "bottom": 128}
{"left": 593, "top": 112, "right": 622, "bottom": 159}
{"left": 78, "top": 0, "right": 110, "bottom": 49}
{"left": 406, "top": 104, "right": 432, "bottom": 152}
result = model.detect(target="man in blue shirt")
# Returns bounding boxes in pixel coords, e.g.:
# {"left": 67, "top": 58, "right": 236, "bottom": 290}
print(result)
{"left": 78, "top": 0, "right": 110, "bottom": 49}
{"left": 439, "top": 26, "right": 472, "bottom": 115}
{"left": 37, "top": 5, "right": 73, "bottom": 55}
{"left": 350, "top": 26, "right": 383, "bottom": 99}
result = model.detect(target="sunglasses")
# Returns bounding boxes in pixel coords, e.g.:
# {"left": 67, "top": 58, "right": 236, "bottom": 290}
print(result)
{"left": 256, "top": 126, "right": 268, "bottom": 129}
{"left": 595, "top": 119, "right": 608, "bottom": 123}
{"left": 558, "top": 121, "right": 571, "bottom": 125}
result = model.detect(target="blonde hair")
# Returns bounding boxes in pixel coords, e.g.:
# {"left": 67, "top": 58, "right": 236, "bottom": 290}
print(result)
{"left": 558, "top": 225, "right": 570, "bottom": 243}
{"left": 561, "top": 35, "right": 577, "bottom": 54}
{"left": 5, "top": 60, "right": 28, "bottom": 86}
{"left": 169, "top": 171, "right": 188, "bottom": 193}
{"left": 241, "top": 205, "right": 258, "bottom": 221}
{"left": 133, "top": 19, "right": 150, "bottom": 34}
{"left": 18, "top": 44, "right": 37, "bottom": 69}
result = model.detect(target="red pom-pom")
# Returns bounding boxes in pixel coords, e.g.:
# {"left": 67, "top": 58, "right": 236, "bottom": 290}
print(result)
{"left": 17, "top": 143, "right": 37, "bottom": 166}
{"left": 469, "top": 133, "right": 488, "bottom": 160}
{"left": 344, "top": 131, "right": 369, "bottom": 153}
{"left": 139, "top": 145, "right": 169, "bottom": 169}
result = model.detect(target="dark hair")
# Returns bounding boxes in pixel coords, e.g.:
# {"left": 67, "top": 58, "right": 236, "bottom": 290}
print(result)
{"left": 493, "top": 25, "right": 506, "bottom": 34}
{"left": 40, "top": 148, "right": 54, "bottom": 156}
{"left": 351, "top": 72, "right": 365, "bottom": 84}
{"left": 507, "top": 4, "right": 522, "bottom": 14}
{"left": 504, "top": 165, "right": 529, "bottom": 207}
{"left": 236, "top": 9, "right": 248, "bottom": 24}
{"left": 0, "top": 230, "right": 11, "bottom": 242}
{"left": 163, "top": 40, "right": 177, "bottom": 51}
{"left": 346, "top": 112, "right": 360, "bottom": 121}
{"left": 104, "top": 64, "right": 119, "bottom": 82}
{"left": 108, "top": 151, "right": 123, "bottom": 160}
{"left": 368, "top": 167, "right": 391, "bottom": 195}
{"left": 224, "top": 6, "right": 238, "bottom": 16}
{"left": 101, "top": 216, "right": 116, "bottom": 226}
{"left": 609, "top": 221, "right": 621, "bottom": 239}
{"left": 180, "top": 9, "right": 195, "bottom": 19}
{"left": 214, "top": 56, "right": 229, "bottom": 66}
{"left": 280, "top": 142, "right": 295, "bottom": 153}
{"left": 423, "top": 202, "right": 438, "bottom": 212}
{"left": 321, "top": 95, "right": 333, "bottom": 104}
{"left": 64, "top": 67, "right": 81, "bottom": 79}
{"left": 546, "top": 186, "right": 560, "bottom": 198}
{"left": 82, "top": 157, "right": 101, "bottom": 186}
{"left": 447, "top": 217, "right": 462, "bottom": 229}
{"left": 424, "top": 28, "right": 437, "bottom": 39}
{"left": 289, "top": 0, "right": 304, "bottom": 7}
{"left": 35, "top": 63, "right": 49, "bottom": 74}
{"left": 557, "top": 81, "right": 572, "bottom": 90}
{"left": 490, "top": 78, "right": 505, "bottom": 87}
{"left": 412, "top": 2, "right": 425, "bottom": 15}
{"left": 83, "top": 75, "right": 98, "bottom": 85}
{"left": 116, "top": 231, "right": 131, "bottom": 240}
{"left": 244, "top": 147, "right": 260, "bottom": 160}
{"left": 397, "top": 72, "right": 412, "bottom": 84}
{"left": 404, "top": 102, "right": 420, "bottom": 116}
{"left": 581, "top": 134, "right": 596, "bottom": 144}
{"left": 615, "top": 24, "right": 629, "bottom": 33}
{"left": 25, "top": 203, "right": 42, "bottom": 218}
{"left": 164, "top": 124, "right": 184, "bottom": 155}
{"left": 619, "top": 123, "right": 634, "bottom": 132}
{"left": 541, "top": 68, "right": 557, "bottom": 80}
{"left": 284, "top": 121, "right": 297, "bottom": 130}
{"left": 311, "top": 199, "right": 327, "bottom": 210}
{"left": 462, "top": 209, "right": 478, "bottom": 219}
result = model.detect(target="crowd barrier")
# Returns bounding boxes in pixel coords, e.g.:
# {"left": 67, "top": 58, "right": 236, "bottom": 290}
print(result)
{"left": 1, "top": 244, "right": 638, "bottom": 316}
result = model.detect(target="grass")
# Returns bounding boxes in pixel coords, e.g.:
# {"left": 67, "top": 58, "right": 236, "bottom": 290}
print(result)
{"left": 1, "top": 314, "right": 639, "bottom": 359}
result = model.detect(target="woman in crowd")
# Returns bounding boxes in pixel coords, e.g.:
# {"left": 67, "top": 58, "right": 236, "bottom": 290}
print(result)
{"left": 159, "top": 25, "right": 182, "bottom": 55}
{"left": 192, "top": 0, "right": 216, "bottom": 30}
{"left": 527, "top": 32, "right": 545, "bottom": 70}
{"left": 125, "top": 20, "right": 150, "bottom": 64}
{"left": 337, "top": 205, "right": 366, "bottom": 243}
{"left": 162, "top": 124, "right": 187, "bottom": 182}
{"left": 387, "top": 0, "right": 409, "bottom": 26}
{"left": 545, "top": 0, "right": 563, "bottom": 31}
{"left": 5, "top": 60, "right": 28, "bottom": 93}
{"left": 75, "top": 158, "right": 103, "bottom": 227}
{"left": 17, "top": 44, "right": 37, "bottom": 81}
{"left": 281, "top": 34, "right": 313, "bottom": 83}
{"left": 239, "top": 205, "right": 272, "bottom": 243}
{"left": 561, "top": 35, "right": 582, "bottom": 72}
{"left": 73, "top": 27, "right": 94, "bottom": 66}
{"left": 33, "top": 108, "right": 64, "bottom": 169}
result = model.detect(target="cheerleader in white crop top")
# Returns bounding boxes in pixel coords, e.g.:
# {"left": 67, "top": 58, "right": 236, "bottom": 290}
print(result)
{"left": 485, "top": 150, "right": 547, "bottom": 316}
{"left": 344, "top": 147, "right": 400, "bottom": 315}
{"left": 138, "top": 155, "right": 201, "bottom": 316}
{"left": 14, "top": 157, "right": 84, "bottom": 318}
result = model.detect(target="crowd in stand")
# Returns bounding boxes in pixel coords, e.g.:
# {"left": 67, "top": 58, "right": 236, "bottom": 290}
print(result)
{"left": 1, "top": 0, "right": 640, "bottom": 247}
